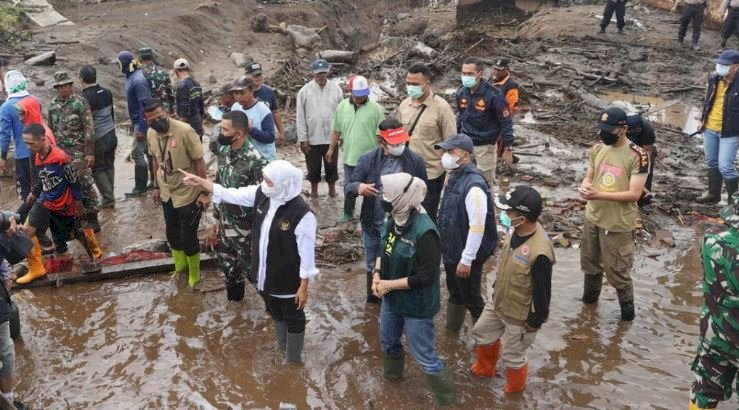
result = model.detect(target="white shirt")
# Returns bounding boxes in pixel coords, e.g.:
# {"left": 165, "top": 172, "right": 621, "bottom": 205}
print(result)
{"left": 212, "top": 184, "right": 319, "bottom": 297}
{"left": 296, "top": 80, "right": 344, "bottom": 145}
{"left": 460, "top": 186, "right": 487, "bottom": 266}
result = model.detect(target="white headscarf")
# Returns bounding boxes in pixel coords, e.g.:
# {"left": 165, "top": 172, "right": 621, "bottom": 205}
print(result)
{"left": 261, "top": 160, "right": 303, "bottom": 204}
{"left": 381, "top": 172, "right": 427, "bottom": 227}
{"left": 4, "top": 70, "right": 29, "bottom": 98}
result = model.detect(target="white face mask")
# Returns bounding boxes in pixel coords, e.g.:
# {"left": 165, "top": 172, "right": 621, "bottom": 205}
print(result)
{"left": 716, "top": 64, "right": 732, "bottom": 77}
{"left": 441, "top": 152, "right": 460, "bottom": 170}
{"left": 387, "top": 143, "right": 405, "bottom": 157}
{"left": 261, "top": 180, "right": 278, "bottom": 198}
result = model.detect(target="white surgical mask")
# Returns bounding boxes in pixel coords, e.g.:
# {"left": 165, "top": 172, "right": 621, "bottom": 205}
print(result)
{"left": 716, "top": 64, "right": 732, "bottom": 77}
{"left": 261, "top": 180, "right": 278, "bottom": 198}
{"left": 387, "top": 143, "right": 405, "bottom": 157}
{"left": 441, "top": 152, "right": 460, "bottom": 170}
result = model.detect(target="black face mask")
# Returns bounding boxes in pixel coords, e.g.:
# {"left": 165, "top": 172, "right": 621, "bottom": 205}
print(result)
{"left": 150, "top": 117, "right": 169, "bottom": 134}
{"left": 217, "top": 133, "right": 236, "bottom": 146}
{"left": 599, "top": 130, "right": 619, "bottom": 146}
{"left": 381, "top": 199, "right": 393, "bottom": 213}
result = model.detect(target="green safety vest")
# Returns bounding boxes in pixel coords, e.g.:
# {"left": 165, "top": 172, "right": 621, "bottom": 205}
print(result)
{"left": 381, "top": 212, "right": 440, "bottom": 319}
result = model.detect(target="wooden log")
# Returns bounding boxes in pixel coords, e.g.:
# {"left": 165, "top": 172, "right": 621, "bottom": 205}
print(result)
{"left": 13, "top": 255, "right": 216, "bottom": 290}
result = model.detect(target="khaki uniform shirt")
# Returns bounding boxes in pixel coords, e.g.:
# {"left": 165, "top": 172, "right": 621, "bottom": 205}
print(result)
{"left": 147, "top": 119, "right": 204, "bottom": 208}
{"left": 493, "top": 223, "right": 555, "bottom": 324}
{"left": 585, "top": 142, "right": 649, "bottom": 232}
{"left": 397, "top": 92, "right": 457, "bottom": 180}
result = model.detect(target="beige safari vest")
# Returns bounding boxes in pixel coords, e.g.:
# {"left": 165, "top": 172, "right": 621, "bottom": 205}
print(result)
{"left": 493, "top": 223, "right": 556, "bottom": 324}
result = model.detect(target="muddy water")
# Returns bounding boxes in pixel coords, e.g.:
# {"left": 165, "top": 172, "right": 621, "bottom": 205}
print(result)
{"left": 600, "top": 91, "right": 703, "bottom": 135}
{"left": 0, "top": 138, "right": 719, "bottom": 409}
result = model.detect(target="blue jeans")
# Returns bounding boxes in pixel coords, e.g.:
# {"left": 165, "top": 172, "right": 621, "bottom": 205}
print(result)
{"left": 363, "top": 228, "right": 381, "bottom": 272}
{"left": 131, "top": 137, "right": 148, "bottom": 167}
{"left": 703, "top": 129, "right": 739, "bottom": 179}
{"left": 380, "top": 300, "right": 444, "bottom": 375}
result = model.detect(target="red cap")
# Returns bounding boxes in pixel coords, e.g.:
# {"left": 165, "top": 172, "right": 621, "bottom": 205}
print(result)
{"left": 378, "top": 127, "right": 410, "bottom": 145}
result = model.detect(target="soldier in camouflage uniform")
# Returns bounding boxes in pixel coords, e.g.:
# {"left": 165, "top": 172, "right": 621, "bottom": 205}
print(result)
{"left": 214, "top": 110, "right": 269, "bottom": 301}
{"left": 690, "top": 192, "right": 739, "bottom": 409}
{"left": 138, "top": 48, "right": 175, "bottom": 115}
{"left": 139, "top": 48, "right": 175, "bottom": 189}
{"left": 47, "top": 71, "right": 100, "bottom": 231}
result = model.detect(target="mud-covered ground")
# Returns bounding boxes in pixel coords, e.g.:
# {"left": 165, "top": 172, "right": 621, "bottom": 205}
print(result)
{"left": 0, "top": 0, "right": 733, "bottom": 408}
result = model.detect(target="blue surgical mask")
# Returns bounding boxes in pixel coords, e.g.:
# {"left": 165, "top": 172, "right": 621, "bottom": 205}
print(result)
{"left": 461, "top": 75, "right": 477, "bottom": 89}
{"left": 499, "top": 210, "right": 512, "bottom": 229}
{"left": 406, "top": 85, "right": 424, "bottom": 100}
{"left": 716, "top": 64, "right": 732, "bottom": 77}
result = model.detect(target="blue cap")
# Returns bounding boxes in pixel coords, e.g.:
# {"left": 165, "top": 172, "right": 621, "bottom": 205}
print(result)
{"left": 716, "top": 49, "right": 739, "bottom": 65}
{"left": 434, "top": 133, "right": 474, "bottom": 153}
{"left": 312, "top": 59, "right": 330, "bottom": 73}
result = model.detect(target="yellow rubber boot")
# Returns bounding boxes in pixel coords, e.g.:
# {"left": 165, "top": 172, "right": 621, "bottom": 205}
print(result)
{"left": 16, "top": 237, "right": 47, "bottom": 284}
{"left": 83, "top": 228, "right": 102, "bottom": 260}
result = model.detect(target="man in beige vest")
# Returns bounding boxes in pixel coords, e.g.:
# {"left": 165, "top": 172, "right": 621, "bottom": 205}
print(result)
{"left": 469, "top": 185, "right": 555, "bottom": 394}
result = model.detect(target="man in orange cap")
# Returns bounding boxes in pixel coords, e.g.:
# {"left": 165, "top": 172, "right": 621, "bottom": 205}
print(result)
{"left": 345, "top": 117, "right": 427, "bottom": 304}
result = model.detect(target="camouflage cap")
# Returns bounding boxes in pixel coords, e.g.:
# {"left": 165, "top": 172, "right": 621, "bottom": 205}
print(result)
{"left": 52, "top": 70, "right": 74, "bottom": 87}
{"left": 720, "top": 193, "right": 739, "bottom": 229}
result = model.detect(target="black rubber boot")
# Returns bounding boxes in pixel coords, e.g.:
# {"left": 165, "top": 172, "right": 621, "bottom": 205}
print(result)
{"left": 617, "top": 288, "right": 635, "bottom": 322}
{"left": 720, "top": 37, "right": 727, "bottom": 50}
{"left": 125, "top": 165, "right": 149, "bottom": 198}
{"left": 725, "top": 178, "right": 738, "bottom": 205}
{"left": 366, "top": 271, "right": 380, "bottom": 304}
{"left": 382, "top": 352, "right": 404, "bottom": 381}
{"left": 93, "top": 171, "right": 115, "bottom": 207}
{"left": 445, "top": 303, "right": 466, "bottom": 332}
{"left": 696, "top": 168, "right": 722, "bottom": 204}
{"left": 582, "top": 274, "right": 603, "bottom": 304}
{"left": 273, "top": 320, "right": 287, "bottom": 351}
{"left": 286, "top": 331, "right": 305, "bottom": 363}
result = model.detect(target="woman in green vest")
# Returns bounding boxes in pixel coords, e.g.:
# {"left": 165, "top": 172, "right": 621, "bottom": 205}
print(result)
{"left": 371, "top": 172, "right": 456, "bottom": 406}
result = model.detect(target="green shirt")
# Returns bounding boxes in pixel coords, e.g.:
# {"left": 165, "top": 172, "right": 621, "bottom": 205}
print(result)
{"left": 585, "top": 142, "right": 649, "bottom": 232}
{"left": 332, "top": 98, "right": 384, "bottom": 166}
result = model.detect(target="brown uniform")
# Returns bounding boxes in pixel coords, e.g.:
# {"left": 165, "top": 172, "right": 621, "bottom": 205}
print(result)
{"left": 472, "top": 223, "right": 555, "bottom": 369}
{"left": 581, "top": 142, "right": 648, "bottom": 298}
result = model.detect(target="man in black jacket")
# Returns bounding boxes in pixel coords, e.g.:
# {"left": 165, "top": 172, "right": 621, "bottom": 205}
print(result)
{"left": 696, "top": 50, "right": 739, "bottom": 205}
{"left": 345, "top": 118, "right": 428, "bottom": 304}
{"left": 0, "top": 211, "right": 25, "bottom": 409}
{"left": 435, "top": 134, "right": 498, "bottom": 332}
{"left": 80, "top": 65, "right": 117, "bottom": 208}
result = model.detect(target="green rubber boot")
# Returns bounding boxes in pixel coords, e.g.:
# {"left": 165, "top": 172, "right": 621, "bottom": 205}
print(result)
{"left": 382, "top": 352, "right": 404, "bottom": 381}
{"left": 426, "top": 367, "right": 457, "bottom": 406}
{"left": 339, "top": 196, "right": 356, "bottom": 223}
{"left": 171, "top": 249, "right": 188, "bottom": 276}
{"left": 186, "top": 253, "right": 201, "bottom": 288}
{"left": 445, "top": 302, "right": 466, "bottom": 332}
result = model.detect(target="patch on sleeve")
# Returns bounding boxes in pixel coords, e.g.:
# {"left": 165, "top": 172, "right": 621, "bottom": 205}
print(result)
{"left": 630, "top": 143, "right": 649, "bottom": 173}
